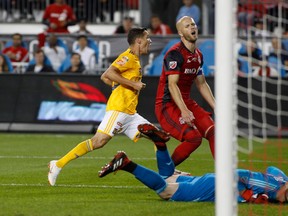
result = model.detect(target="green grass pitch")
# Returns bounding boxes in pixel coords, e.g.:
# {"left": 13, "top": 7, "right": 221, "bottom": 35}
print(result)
{"left": 0, "top": 133, "right": 287, "bottom": 216}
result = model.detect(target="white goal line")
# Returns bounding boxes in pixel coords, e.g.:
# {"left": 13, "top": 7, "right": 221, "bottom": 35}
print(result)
{"left": 0, "top": 183, "right": 146, "bottom": 189}
{"left": 0, "top": 155, "right": 285, "bottom": 163}
{"left": 0, "top": 155, "right": 156, "bottom": 160}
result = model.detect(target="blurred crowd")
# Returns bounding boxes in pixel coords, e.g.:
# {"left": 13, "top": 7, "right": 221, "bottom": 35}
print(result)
{"left": 0, "top": 0, "right": 139, "bottom": 23}
{"left": 0, "top": 0, "right": 288, "bottom": 77}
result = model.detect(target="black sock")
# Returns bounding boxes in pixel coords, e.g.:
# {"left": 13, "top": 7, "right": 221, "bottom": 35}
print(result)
{"left": 155, "top": 142, "right": 167, "bottom": 151}
{"left": 122, "top": 161, "right": 137, "bottom": 173}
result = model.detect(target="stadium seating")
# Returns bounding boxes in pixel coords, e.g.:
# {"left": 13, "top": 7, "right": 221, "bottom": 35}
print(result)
{"left": 72, "top": 38, "right": 99, "bottom": 63}
{"left": 238, "top": 43, "right": 263, "bottom": 58}
{"left": 1, "top": 53, "right": 14, "bottom": 73}
{"left": 267, "top": 55, "right": 286, "bottom": 77}
{"left": 198, "top": 39, "right": 215, "bottom": 76}
{"left": 58, "top": 54, "right": 72, "bottom": 73}
{"left": 147, "top": 54, "right": 164, "bottom": 76}
{"left": 238, "top": 57, "right": 249, "bottom": 74}
{"left": 282, "top": 39, "right": 288, "bottom": 51}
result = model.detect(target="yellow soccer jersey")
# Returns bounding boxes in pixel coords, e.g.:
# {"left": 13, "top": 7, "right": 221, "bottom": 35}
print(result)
{"left": 106, "top": 48, "right": 142, "bottom": 114}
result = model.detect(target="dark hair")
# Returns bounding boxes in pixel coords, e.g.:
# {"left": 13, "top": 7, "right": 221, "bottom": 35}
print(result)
{"left": 123, "top": 16, "right": 134, "bottom": 22}
{"left": 34, "top": 49, "right": 45, "bottom": 55}
{"left": 71, "top": 52, "right": 81, "bottom": 59}
{"left": 78, "top": 18, "right": 88, "bottom": 23}
{"left": 77, "top": 35, "right": 88, "bottom": 41}
{"left": 66, "top": 52, "right": 85, "bottom": 73}
{"left": 12, "top": 33, "right": 22, "bottom": 40}
{"left": 127, "top": 27, "right": 147, "bottom": 45}
{"left": 150, "top": 14, "right": 161, "bottom": 19}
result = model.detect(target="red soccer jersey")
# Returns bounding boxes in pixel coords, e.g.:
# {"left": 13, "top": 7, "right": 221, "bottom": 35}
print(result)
{"left": 2, "top": 46, "right": 29, "bottom": 63}
{"left": 43, "top": 3, "right": 76, "bottom": 33}
{"left": 155, "top": 42, "right": 204, "bottom": 105}
{"left": 152, "top": 24, "right": 173, "bottom": 35}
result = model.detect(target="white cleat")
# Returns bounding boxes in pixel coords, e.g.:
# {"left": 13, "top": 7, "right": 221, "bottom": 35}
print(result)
{"left": 48, "top": 160, "right": 62, "bottom": 186}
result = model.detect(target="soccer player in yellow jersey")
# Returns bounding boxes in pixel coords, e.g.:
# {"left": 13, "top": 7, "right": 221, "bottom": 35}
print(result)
{"left": 48, "top": 27, "right": 170, "bottom": 186}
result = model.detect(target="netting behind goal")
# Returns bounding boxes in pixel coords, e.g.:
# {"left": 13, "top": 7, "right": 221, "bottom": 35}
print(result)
{"left": 234, "top": 1, "right": 288, "bottom": 215}
{"left": 236, "top": 2, "right": 288, "bottom": 152}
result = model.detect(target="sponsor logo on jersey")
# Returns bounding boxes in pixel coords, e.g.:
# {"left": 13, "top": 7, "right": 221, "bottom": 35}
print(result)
{"left": 187, "top": 57, "right": 197, "bottom": 63}
{"left": 169, "top": 61, "right": 177, "bottom": 69}
{"left": 116, "top": 56, "right": 129, "bottom": 66}
{"left": 184, "top": 68, "right": 197, "bottom": 74}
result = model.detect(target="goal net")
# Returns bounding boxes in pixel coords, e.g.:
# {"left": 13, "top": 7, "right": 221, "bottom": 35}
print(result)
{"left": 237, "top": 1, "right": 288, "bottom": 153}
{"left": 236, "top": 0, "right": 288, "bottom": 215}
{"left": 216, "top": 1, "right": 288, "bottom": 215}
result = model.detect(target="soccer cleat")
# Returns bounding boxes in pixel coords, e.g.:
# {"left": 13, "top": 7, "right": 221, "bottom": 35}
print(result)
{"left": 138, "top": 123, "right": 170, "bottom": 143}
{"left": 98, "top": 151, "right": 130, "bottom": 178}
{"left": 48, "top": 160, "right": 62, "bottom": 186}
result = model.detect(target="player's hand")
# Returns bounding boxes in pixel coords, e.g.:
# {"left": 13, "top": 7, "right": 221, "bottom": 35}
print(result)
{"left": 50, "top": 23, "right": 57, "bottom": 29}
{"left": 59, "top": 21, "right": 67, "bottom": 27}
{"left": 180, "top": 110, "right": 195, "bottom": 127}
{"left": 249, "top": 194, "right": 269, "bottom": 204}
{"left": 5, "top": 51, "right": 16, "bottom": 59}
{"left": 133, "top": 81, "right": 146, "bottom": 91}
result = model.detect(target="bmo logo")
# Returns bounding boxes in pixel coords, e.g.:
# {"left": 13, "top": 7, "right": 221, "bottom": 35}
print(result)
{"left": 184, "top": 68, "right": 197, "bottom": 74}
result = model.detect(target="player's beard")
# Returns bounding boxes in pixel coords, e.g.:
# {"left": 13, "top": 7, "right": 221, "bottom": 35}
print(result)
{"left": 184, "top": 34, "right": 198, "bottom": 43}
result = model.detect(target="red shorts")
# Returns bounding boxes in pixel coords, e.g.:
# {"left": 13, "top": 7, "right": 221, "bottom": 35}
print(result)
{"left": 155, "top": 100, "right": 214, "bottom": 141}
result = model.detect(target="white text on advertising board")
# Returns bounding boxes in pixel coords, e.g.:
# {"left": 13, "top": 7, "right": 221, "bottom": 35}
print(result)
{"left": 37, "top": 101, "right": 106, "bottom": 122}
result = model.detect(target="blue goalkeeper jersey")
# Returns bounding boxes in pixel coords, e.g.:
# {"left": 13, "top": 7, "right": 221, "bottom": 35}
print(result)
{"left": 170, "top": 168, "right": 287, "bottom": 202}
{"left": 171, "top": 173, "right": 215, "bottom": 202}
{"left": 237, "top": 169, "right": 287, "bottom": 200}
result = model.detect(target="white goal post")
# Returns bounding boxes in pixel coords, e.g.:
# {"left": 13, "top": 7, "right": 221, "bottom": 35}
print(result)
{"left": 215, "top": 0, "right": 238, "bottom": 215}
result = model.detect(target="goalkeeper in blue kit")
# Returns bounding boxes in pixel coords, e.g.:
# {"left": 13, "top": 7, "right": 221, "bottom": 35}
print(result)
{"left": 99, "top": 124, "right": 288, "bottom": 204}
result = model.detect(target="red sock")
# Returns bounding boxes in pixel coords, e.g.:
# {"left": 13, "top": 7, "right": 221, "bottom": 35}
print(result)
{"left": 171, "top": 140, "right": 201, "bottom": 166}
{"left": 206, "top": 127, "right": 215, "bottom": 159}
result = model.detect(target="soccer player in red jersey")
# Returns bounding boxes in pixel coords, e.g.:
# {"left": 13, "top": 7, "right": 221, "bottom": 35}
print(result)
{"left": 155, "top": 16, "right": 215, "bottom": 166}
{"left": 2, "top": 33, "right": 29, "bottom": 64}
{"left": 42, "top": 0, "right": 76, "bottom": 33}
